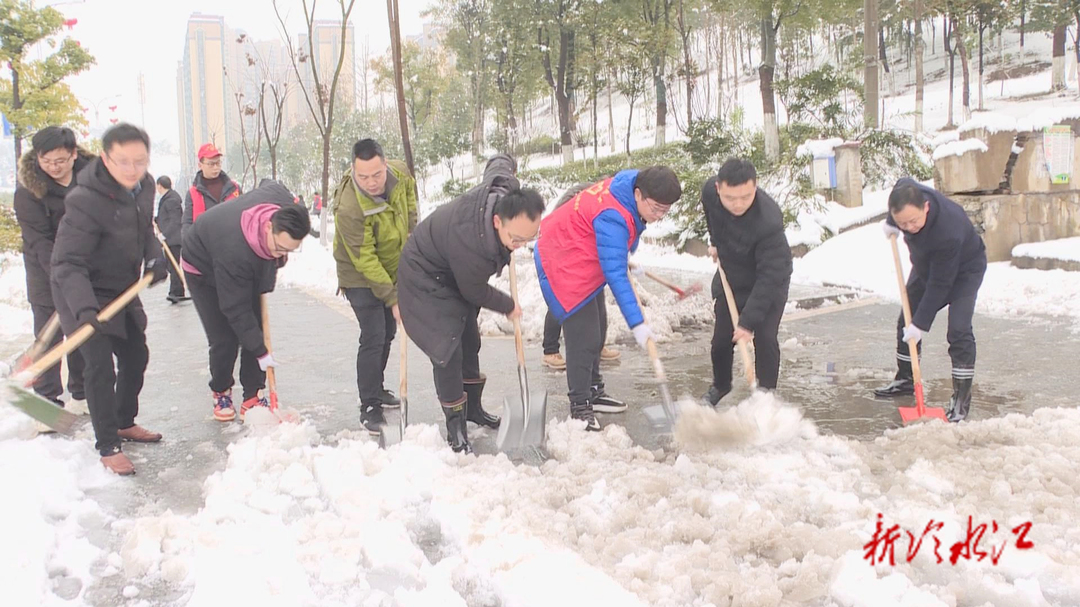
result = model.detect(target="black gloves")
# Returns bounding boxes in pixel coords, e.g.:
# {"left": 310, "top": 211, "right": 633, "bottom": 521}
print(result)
{"left": 76, "top": 309, "right": 105, "bottom": 334}
{"left": 145, "top": 256, "right": 168, "bottom": 286}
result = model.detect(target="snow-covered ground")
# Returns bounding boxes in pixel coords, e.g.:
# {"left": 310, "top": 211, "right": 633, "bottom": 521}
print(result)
{"left": 1012, "top": 238, "right": 1080, "bottom": 263}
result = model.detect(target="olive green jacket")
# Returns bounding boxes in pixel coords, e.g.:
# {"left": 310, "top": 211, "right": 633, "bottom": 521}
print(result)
{"left": 332, "top": 159, "right": 418, "bottom": 305}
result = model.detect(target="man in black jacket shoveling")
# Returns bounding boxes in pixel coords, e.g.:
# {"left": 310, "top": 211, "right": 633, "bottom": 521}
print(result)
{"left": 182, "top": 180, "right": 309, "bottom": 423}
{"left": 155, "top": 175, "right": 187, "bottom": 303}
{"left": 700, "top": 159, "right": 793, "bottom": 406}
{"left": 51, "top": 123, "right": 169, "bottom": 476}
{"left": 397, "top": 154, "right": 544, "bottom": 453}
{"left": 875, "top": 178, "right": 987, "bottom": 423}
{"left": 14, "top": 126, "right": 90, "bottom": 411}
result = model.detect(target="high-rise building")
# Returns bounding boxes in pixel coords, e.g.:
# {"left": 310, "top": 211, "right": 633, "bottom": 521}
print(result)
{"left": 176, "top": 14, "right": 234, "bottom": 185}
{"left": 301, "top": 21, "right": 356, "bottom": 113}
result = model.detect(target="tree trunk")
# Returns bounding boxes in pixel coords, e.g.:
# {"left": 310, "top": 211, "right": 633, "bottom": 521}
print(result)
{"left": 607, "top": 67, "right": 616, "bottom": 152}
{"left": 759, "top": 15, "right": 779, "bottom": 160}
{"left": 914, "top": 0, "right": 924, "bottom": 133}
{"left": 388, "top": 0, "right": 414, "bottom": 174}
{"left": 11, "top": 67, "right": 21, "bottom": 161}
{"left": 1019, "top": 0, "right": 1026, "bottom": 47}
{"left": 733, "top": 24, "right": 740, "bottom": 102}
{"left": 978, "top": 23, "right": 984, "bottom": 110}
{"left": 718, "top": 17, "right": 726, "bottom": 118}
{"left": 1052, "top": 24, "right": 1067, "bottom": 91}
{"left": 626, "top": 97, "right": 635, "bottom": 156}
{"left": 592, "top": 86, "right": 599, "bottom": 165}
{"left": 864, "top": 0, "right": 879, "bottom": 129}
{"left": 1075, "top": 12, "right": 1080, "bottom": 96}
{"left": 946, "top": 15, "right": 955, "bottom": 128}
{"left": 654, "top": 54, "right": 667, "bottom": 147}
{"left": 956, "top": 18, "right": 971, "bottom": 122}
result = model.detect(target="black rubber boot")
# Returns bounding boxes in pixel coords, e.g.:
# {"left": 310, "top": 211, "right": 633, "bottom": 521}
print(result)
{"left": 570, "top": 400, "right": 601, "bottom": 431}
{"left": 360, "top": 402, "right": 386, "bottom": 435}
{"left": 946, "top": 377, "right": 973, "bottom": 423}
{"left": 873, "top": 359, "right": 915, "bottom": 397}
{"left": 464, "top": 377, "right": 500, "bottom": 429}
{"left": 701, "top": 385, "right": 731, "bottom": 407}
{"left": 442, "top": 396, "right": 473, "bottom": 453}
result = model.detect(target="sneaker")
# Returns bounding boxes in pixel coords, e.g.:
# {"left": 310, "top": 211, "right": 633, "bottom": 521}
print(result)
{"left": 360, "top": 403, "right": 386, "bottom": 435}
{"left": 570, "top": 400, "right": 601, "bottom": 431}
{"left": 213, "top": 390, "right": 236, "bottom": 422}
{"left": 378, "top": 388, "right": 401, "bottom": 409}
{"left": 591, "top": 385, "right": 627, "bottom": 413}
{"left": 543, "top": 353, "right": 566, "bottom": 370}
{"left": 600, "top": 346, "right": 621, "bottom": 361}
{"left": 240, "top": 394, "right": 269, "bottom": 418}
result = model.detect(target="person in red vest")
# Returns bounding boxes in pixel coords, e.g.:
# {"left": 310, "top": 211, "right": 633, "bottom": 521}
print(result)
{"left": 181, "top": 143, "right": 240, "bottom": 238}
{"left": 534, "top": 166, "right": 682, "bottom": 431}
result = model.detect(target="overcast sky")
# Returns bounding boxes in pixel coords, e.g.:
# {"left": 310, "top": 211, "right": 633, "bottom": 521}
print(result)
{"left": 47, "top": 0, "right": 435, "bottom": 152}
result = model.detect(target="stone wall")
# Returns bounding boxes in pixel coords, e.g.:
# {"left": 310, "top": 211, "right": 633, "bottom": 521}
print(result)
{"left": 956, "top": 191, "right": 1080, "bottom": 262}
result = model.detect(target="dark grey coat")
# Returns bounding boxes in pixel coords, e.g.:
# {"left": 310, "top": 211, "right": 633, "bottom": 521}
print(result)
{"left": 13, "top": 148, "right": 94, "bottom": 307}
{"left": 397, "top": 154, "right": 518, "bottom": 367}
{"left": 50, "top": 159, "right": 160, "bottom": 339}
{"left": 155, "top": 189, "right": 183, "bottom": 246}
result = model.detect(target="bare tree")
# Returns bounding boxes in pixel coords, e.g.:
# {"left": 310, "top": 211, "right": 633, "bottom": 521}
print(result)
{"left": 273, "top": 0, "right": 358, "bottom": 245}
{"left": 223, "top": 61, "right": 263, "bottom": 190}
{"left": 387, "top": 0, "right": 416, "bottom": 174}
{"left": 238, "top": 35, "right": 292, "bottom": 181}
{"left": 359, "top": 35, "right": 371, "bottom": 113}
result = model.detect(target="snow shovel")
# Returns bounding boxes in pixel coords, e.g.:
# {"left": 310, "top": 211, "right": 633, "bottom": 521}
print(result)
{"left": 257, "top": 294, "right": 300, "bottom": 423}
{"left": 889, "top": 235, "right": 948, "bottom": 423}
{"left": 12, "top": 311, "right": 62, "bottom": 374}
{"left": 5, "top": 274, "right": 154, "bottom": 434}
{"left": 628, "top": 276, "right": 678, "bottom": 431}
{"left": 495, "top": 254, "right": 548, "bottom": 456}
{"left": 379, "top": 326, "right": 409, "bottom": 449}
{"left": 633, "top": 264, "right": 703, "bottom": 300}
{"left": 715, "top": 258, "right": 756, "bottom": 389}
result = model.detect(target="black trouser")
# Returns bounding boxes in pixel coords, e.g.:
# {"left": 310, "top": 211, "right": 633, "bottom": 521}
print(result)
{"left": 543, "top": 289, "right": 608, "bottom": 355}
{"left": 187, "top": 273, "right": 265, "bottom": 399}
{"left": 30, "top": 303, "right": 85, "bottom": 403}
{"left": 711, "top": 293, "right": 784, "bottom": 391}
{"left": 80, "top": 313, "right": 148, "bottom": 455}
{"left": 166, "top": 243, "right": 185, "bottom": 298}
{"left": 895, "top": 276, "right": 980, "bottom": 379}
{"left": 344, "top": 287, "right": 396, "bottom": 405}
{"left": 562, "top": 292, "right": 606, "bottom": 403}
{"left": 431, "top": 307, "right": 481, "bottom": 403}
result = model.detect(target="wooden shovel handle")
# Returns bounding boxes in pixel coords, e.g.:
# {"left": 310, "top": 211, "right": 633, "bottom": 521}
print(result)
{"left": 627, "top": 276, "right": 667, "bottom": 383}
{"left": 890, "top": 235, "right": 922, "bottom": 386}
{"left": 158, "top": 235, "right": 188, "bottom": 292}
{"left": 260, "top": 294, "right": 277, "bottom": 399}
{"left": 715, "top": 258, "right": 755, "bottom": 388}
{"left": 25, "top": 312, "right": 62, "bottom": 363}
{"left": 508, "top": 254, "right": 526, "bottom": 367}
{"left": 21, "top": 274, "right": 154, "bottom": 382}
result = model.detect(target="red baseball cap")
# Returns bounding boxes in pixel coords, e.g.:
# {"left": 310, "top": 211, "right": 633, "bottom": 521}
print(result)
{"left": 197, "top": 143, "right": 222, "bottom": 160}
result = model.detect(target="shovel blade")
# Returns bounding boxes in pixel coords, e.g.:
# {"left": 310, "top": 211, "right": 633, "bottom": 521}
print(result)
{"left": 3, "top": 383, "right": 84, "bottom": 435}
{"left": 379, "top": 396, "right": 407, "bottom": 449}
{"left": 496, "top": 394, "right": 527, "bottom": 452}
{"left": 522, "top": 390, "right": 548, "bottom": 448}
{"left": 898, "top": 405, "right": 949, "bottom": 423}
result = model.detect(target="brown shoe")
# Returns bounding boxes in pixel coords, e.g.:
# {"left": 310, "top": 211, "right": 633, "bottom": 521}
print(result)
{"left": 542, "top": 353, "right": 566, "bottom": 370}
{"left": 100, "top": 450, "right": 135, "bottom": 476}
{"left": 117, "top": 425, "right": 163, "bottom": 443}
{"left": 600, "top": 346, "right": 621, "bottom": 361}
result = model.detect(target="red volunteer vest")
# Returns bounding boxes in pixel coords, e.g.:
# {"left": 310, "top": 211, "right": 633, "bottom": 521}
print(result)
{"left": 190, "top": 182, "right": 240, "bottom": 223}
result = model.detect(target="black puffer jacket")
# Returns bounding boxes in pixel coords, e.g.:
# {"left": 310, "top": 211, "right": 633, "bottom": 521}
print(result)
{"left": 702, "top": 177, "right": 793, "bottom": 331}
{"left": 51, "top": 159, "right": 160, "bottom": 339}
{"left": 885, "top": 178, "right": 987, "bottom": 330}
{"left": 13, "top": 148, "right": 94, "bottom": 306}
{"left": 398, "top": 154, "right": 518, "bottom": 367}
{"left": 155, "top": 189, "right": 183, "bottom": 246}
{"left": 182, "top": 180, "right": 295, "bottom": 358}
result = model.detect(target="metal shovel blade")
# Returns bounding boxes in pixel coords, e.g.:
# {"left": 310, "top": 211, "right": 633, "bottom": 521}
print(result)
{"left": 378, "top": 421, "right": 402, "bottom": 448}
{"left": 3, "top": 382, "right": 84, "bottom": 435}
{"left": 496, "top": 393, "right": 526, "bottom": 452}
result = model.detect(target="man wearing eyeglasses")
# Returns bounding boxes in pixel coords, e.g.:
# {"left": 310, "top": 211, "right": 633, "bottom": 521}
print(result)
{"left": 14, "top": 126, "right": 92, "bottom": 416}
{"left": 700, "top": 159, "right": 793, "bottom": 408}
{"left": 181, "top": 179, "right": 310, "bottom": 423}
{"left": 398, "top": 154, "right": 544, "bottom": 453}
{"left": 876, "top": 178, "right": 987, "bottom": 423}
{"left": 181, "top": 143, "right": 240, "bottom": 237}
{"left": 332, "top": 139, "right": 418, "bottom": 434}
{"left": 534, "top": 166, "right": 683, "bottom": 431}
{"left": 51, "top": 123, "right": 169, "bottom": 476}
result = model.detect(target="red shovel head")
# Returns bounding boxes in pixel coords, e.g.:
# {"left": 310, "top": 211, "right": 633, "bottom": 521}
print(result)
{"left": 678, "top": 282, "right": 704, "bottom": 300}
{"left": 898, "top": 383, "right": 949, "bottom": 423}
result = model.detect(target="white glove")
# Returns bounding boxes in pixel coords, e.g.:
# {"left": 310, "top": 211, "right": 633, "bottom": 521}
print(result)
{"left": 902, "top": 324, "right": 923, "bottom": 344}
{"left": 632, "top": 323, "right": 654, "bottom": 348}
{"left": 629, "top": 263, "right": 645, "bottom": 277}
{"left": 258, "top": 353, "right": 278, "bottom": 371}
{"left": 882, "top": 221, "right": 903, "bottom": 239}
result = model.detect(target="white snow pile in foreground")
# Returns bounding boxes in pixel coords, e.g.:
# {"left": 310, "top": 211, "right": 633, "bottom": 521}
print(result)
{"left": 0, "top": 400, "right": 116, "bottom": 605}
{"left": 674, "top": 391, "right": 818, "bottom": 450}
{"left": 0, "top": 253, "right": 33, "bottom": 340}
{"left": 931, "top": 138, "right": 988, "bottom": 161}
{"left": 110, "top": 407, "right": 1080, "bottom": 606}
{"left": 1012, "top": 237, "right": 1080, "bottom": 263}
{"left": 794, "top": 223, "right": 1080, "bottom": 327}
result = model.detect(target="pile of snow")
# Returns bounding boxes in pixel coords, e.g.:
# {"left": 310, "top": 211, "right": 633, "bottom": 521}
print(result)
{"left": 927, "top": 131, "right": 960, "bottom": 148}
{"left": 0, "top": 399, "right": 116, "bottom": 605}
{"left": 0, "top": 253, "right": 33, "bottom": 341}
{"left": 277, "top": 235, "right": 338, "bottom": 296}
{"left": 796, "top": 137, "right": 845, "bottom": 158}
{"left": 931, "top": 138, "right": 989, "bottom": 161}
{"left": 108, "top": 407, "right": 1080, "bottom": 606}
{"left": 1016, "top": 107, "right": 1080, "bottom": 133}
{"left": 674, "top": 391, "right": 818, "bottom": 450}
{"left": 794, "top": 223, "right": 1080, "bottom": 327}
{"left": 1012, "top": 238, "right": 1080, "bottom": 263}
{"left": 958, "top": 112, "right": 1019, "bottom": 135}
